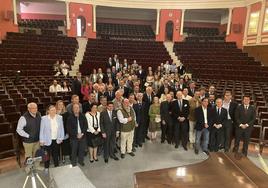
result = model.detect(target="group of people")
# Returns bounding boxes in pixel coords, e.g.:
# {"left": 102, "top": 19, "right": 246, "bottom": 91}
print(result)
{"left": 53, "top": 60, "right": 70, "bottom": 77}
{"left": 16, "top": 55, "right": 256, "bottom": 173}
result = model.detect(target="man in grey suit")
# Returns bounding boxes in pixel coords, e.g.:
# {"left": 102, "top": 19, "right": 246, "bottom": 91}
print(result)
{"left": 100, "top": 101, "right": 120, "bottom": 163}
{"left": 233, "top": 96, "right": 256, "bottom": 157}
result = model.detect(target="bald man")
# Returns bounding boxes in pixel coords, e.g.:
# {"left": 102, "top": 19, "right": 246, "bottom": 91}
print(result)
{"left": 17, "top": 102, "right": 41, "bottom": 163}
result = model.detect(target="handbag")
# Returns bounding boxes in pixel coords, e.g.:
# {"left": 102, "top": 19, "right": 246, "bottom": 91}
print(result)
{"left": 91, "top": 135, "right": 104, "bottom": 147}
{"left": 155, "top": 115, "right": 161, "bottom": 123}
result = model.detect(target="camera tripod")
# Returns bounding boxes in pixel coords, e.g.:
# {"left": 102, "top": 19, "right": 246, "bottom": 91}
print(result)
{"left": 22, "top": 165, "right": 47, "bottom": 188}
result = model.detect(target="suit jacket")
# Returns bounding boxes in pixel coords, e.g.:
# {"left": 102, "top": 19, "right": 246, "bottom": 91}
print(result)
{"left": 171, "top": 99, "right": 190, "bottom": 122}
{"left": 133, "top": 102, "right": 146, "bottom": 125}
{"left": 212, "top": 107, "right": 228, "bottom": 127}
{"left": 136, "top": 70, "right": 146, "bottom": 81}
{"left": 100, "top": 110, "right": 120, "bottom": 135}
{"left": 235, "top": 104, "right": 256, "bottom": 128}
{"left": 188, "top": 88, "right": 196, "bottom": 97}
{"left": 143, "top": 93, "right": 155, "bottom": 113}
{"left": 228, "top": 101, "right": 238, "bottom": 122}
{"left": 66, "top": 113, "right": 88, "bottom": 140}
{"left": 160, "top": 101, "right": 173, "bottom": 124}
{"left": 104, "top": 91, "right": 115, "bottom": 102}
{"left": 178, "top": 65, "right": 186, "bottom": 75}
{"left": 106, "top": 61, "right": 115, "bottom": 69}
{"left": 71, "top": 78, "right": 82, "bottom": 96}
{"left": 82, "top": 101, "right": 93, "bottom": 114}
{"left": 39, "top": 114, "right": 64, "bottom": 146}
{"left": 195, "top": 106, "right": 214, "bottom": 131}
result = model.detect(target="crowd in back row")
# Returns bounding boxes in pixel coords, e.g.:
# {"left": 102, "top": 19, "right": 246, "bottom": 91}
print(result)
{"left": 16, "top": 54, "right": 256, "bottom": 173}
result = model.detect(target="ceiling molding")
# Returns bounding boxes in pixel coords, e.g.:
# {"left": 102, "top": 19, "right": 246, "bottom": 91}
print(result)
{"left": 57, "top": 0, "right": 248, "bottom": 9}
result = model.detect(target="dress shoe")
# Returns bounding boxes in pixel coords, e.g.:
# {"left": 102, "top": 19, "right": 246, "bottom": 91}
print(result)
{"left": 121, "top": 154, "right": 125, "bottom": 159}
{"left": 145, "top": 136, "right": 150, "bottom": 140}
{"left": 90, "top": 160, "right": 94, "bottom": 163}
{"left": 134, "top": 144, "right": 138, "bottom": 148}
{"left": 183, "top": 146, "right": 188, "bottom": 151}
{"left": 203, "top": 151, "right": 210, "bottom": 156}
{"left": 104, "top": 159, "right": 108, "bottom": 163}
{"left": 161, "top": 140, "right": 165, "bottom": 143}
{"left": 175, "top": 145, "right": 179, "bottom": 149}
{"left": 79, "top": 162, "right": 85, "bottom": 166}
{"left": 194, "top": 149, "right": 199, "bottom": 155}
{"left": 112, "top": 156, "right": 119, "bottom": 161}
{"left": 94, "top": 158, "right": 99, "bottom": 162}
{"left": 128, "top": 152, "right": 135, "bottom": 157}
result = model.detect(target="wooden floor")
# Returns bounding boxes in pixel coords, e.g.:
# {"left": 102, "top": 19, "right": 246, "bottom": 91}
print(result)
{"left": 134, "top": 152, "right": 268, "bottom": 188}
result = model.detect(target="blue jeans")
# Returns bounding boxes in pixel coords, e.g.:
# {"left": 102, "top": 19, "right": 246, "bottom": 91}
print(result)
{"left": 195, "top": 128, "right": 210, "bottom": 152}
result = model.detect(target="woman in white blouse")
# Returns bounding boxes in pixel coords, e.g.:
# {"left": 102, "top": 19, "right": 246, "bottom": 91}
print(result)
{"left": 85, "top": 103, "right": 101, "bottom": 162}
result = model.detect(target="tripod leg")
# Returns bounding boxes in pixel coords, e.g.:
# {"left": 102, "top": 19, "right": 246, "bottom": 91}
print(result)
{"left": 36, "top": 174, "right": 47, "bottom": 188}
{"left": 22, "top": 176, "right": 29, "bottom": 188}
{"left": 31, "top": 175, "right": 37, "bottom": 188}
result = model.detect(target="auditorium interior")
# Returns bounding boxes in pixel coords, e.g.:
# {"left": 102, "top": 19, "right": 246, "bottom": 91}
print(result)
{"left": 1, "top": 0, "right": 268, "bottom": 188}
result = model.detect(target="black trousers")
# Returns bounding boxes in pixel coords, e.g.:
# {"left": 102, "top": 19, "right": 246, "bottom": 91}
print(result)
{"left": 174, "top": 120, "right": 188, "bottom": 147}
{"left": 161, "top": 123, "right": 168, "bottom": 142}
{"left": 210, "top": 127, "right": 224, "bottom": 152}
{"left": 44, "top": 140, "right": 60, "bottom": 168}
{"left": 223, "top": 120, "right": 233, "bottom": 151}
{"left": 143, "top": 116, "right": 150, "bottom": 141}
{"left": 104, "top": 132, "right": 116, "bottom": 160}
{"left": 234, "top": 127, "right": 252, "bottom": 156}
{"left": 70, "top": 137, "right": 86, "bottom": 166}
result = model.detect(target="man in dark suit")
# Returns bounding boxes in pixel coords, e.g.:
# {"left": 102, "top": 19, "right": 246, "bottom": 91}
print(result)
{"left": 210, "top": 98, "right": 228, "bottom": 152}
{"left": 100, "top": 102, "right": 120, "bottom": 163}
{"left": 178, "top": 63, "right": 186, "bottom": 75}
{"left": 71, "top": 72, "right": 82, "bottom": 100}
{"left": 188, "top": 81, "right": 196, "bottom": 97}
{"left": 195, "top": 98, "right": 214, "bottom": 155}
{"left": 133, "top": 93, "right": 146, "bottom": 147}
{"left": 142, "top": 86, "right": 154, "bottom": 141}
{"left": 222, "top": 91, "right": 238, "bottom": 152}
{"left": 106, "top": 57, "right": 115, "bottom": 69}
{"left": 116, "top": 80, "right": 129, "bottom": 98}
{"left": 136, "top": 65, "right": 146, "bottom": 85}
{"left": 82, "top": 93, "right": 96, "bottom": 113}
{"left": 171, "top": 91, "right": 190, "bottom": 150}
{"left": 233, "top": 96, "right": 256, "bottom": 157}
{"left": 104, "top": 84, "right": 115, "bottom": 102}
{"left": 160, "top": 94, "right": 173, "bottom": 144}
{"left": 66, "top": 103, "right": 88, "bottom": 166}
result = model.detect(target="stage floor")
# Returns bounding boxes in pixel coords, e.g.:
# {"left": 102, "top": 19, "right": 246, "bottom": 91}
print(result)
{"left": 134, "top": 152, "right": 268, "bottom": 188}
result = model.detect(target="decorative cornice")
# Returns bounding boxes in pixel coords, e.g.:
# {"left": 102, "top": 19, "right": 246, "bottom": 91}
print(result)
{"left": 58, "top": 0, "right": 250, "bottom": 9}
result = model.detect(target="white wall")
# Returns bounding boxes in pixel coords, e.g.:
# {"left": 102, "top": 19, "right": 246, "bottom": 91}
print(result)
{"left": 19, "top": 1, "right": 66, "bottom": 15}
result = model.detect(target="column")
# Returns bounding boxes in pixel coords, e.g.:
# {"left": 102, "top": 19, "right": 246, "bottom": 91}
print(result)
{"left": 156, "top": 9, "right": 160, "bottom": 35}
{"left": 93, "top": 5, "right": 96, "bottom": 32}
{"left": 257, "top": 0, "right": 266, "bottom": 44}
{"left": 66, "top": 1, "right": 70, "bottom": 30}
{"left": 226, "top": 8, "right": 233, "bottom": 35}
{"left": 12, "top": 0, "right": 17, "bottom": 25}
{"left": 180, "top": 9, "right": 185, "bottom": 35}
{"left": 243, "top": 5, "right": 251, "bottom": 46}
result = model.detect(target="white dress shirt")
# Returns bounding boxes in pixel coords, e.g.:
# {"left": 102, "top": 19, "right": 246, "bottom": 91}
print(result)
{"left": 202, "top": 106, "right": 208, "bottom": 124}
{"left": 49, "top": 116, "right": 58, "bottom": 140}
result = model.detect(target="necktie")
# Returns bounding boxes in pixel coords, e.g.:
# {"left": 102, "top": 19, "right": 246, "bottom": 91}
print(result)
{"left": 217, "top": 108, "right": 220, "bottom": 115}
{"left": 179, "top": 100, "right": 182, "bottom": 111}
